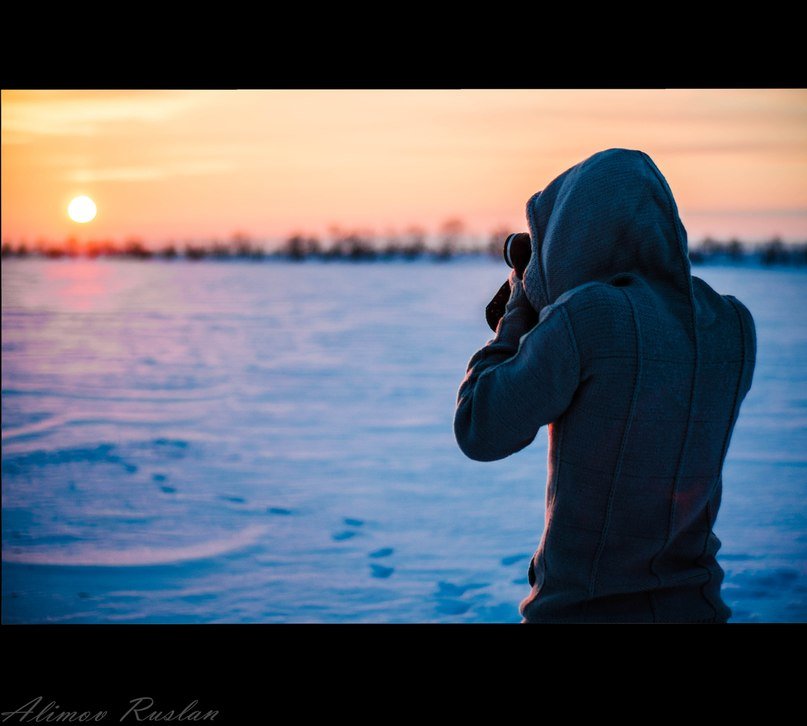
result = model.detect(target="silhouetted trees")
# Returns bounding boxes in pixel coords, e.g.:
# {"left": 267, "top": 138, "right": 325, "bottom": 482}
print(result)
{"left": 231, "top": 233, "right": 265, "bottom": 259}
{"left": 379, "top": 232, "right": 404, "bottom": 260}
{"left": 124, "top": 239, "right": 153, "bottom": 259}
{"left": 760, "top": 237, "right": 786, "bottom": 266}
{"left": 727, "top": 238, "right": 744, "bottom": 260}
{"left": 280, "top": 234, "right": 322, "bottom": 261}
{"left": 401, "top": 226, "right": 426, "bottom": 260}
{"left": 488, "top": 228, "right": 512, "bottom": 260}
{"left": 435, "top": 218, "right": 464, "bottom": 261}
{"left": 3, "top": 227, "right": 806, "bottom": 267}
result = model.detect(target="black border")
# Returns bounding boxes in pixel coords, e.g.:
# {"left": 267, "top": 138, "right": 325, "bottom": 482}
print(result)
{"left": 3, "top": 622, "right": 794, "bottom": 708}
{"left": 3, "top": 49, "right": 803, "bottom": 718}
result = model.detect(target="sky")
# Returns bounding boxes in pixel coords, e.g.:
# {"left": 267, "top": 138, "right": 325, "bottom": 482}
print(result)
{"left": 2, "top": 89, "right": 807, "bottom": 247}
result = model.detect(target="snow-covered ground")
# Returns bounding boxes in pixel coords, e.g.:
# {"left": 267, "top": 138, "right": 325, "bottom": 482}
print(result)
{"left": 2, "top": 258, "right": 805, "bottom": 622}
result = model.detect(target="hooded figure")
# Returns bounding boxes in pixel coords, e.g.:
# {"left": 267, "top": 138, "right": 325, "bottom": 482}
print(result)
{"left": 454, "top": 149, "right": 756, "bottom": 623}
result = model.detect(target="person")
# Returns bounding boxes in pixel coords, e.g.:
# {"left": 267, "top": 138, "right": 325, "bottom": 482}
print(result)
{"left": 453, "top": 148, "right": 756, "bottom": 623}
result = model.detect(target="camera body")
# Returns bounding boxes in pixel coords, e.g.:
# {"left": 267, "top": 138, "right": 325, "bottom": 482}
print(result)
{"left": 485, "top": 232, "right": 533, "bottom": 332}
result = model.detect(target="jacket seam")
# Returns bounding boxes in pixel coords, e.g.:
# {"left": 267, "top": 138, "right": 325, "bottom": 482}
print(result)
{"left": 646, "top": 302, "right": 701, "bottom": 613}
{"left": 526, "top": 305, "right": 579, "bottom": 598}
{"left": 639, "top": 152, "right": 694, "bottom": 300}
{"left": 559, "top": 306, "right": 581, "bottom": 381}
{"left": 526, "top": 191, "right": 549, "bottom": 307}
{"left": 585, "top": 289, "right": 643, "bottom": 606}
{"left": 697, "top": 296, "right": 748, "bottom": 616}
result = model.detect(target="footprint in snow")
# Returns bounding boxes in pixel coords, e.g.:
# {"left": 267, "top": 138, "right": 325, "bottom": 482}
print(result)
{"left": 435, "top": 599, "right": 471, "bottom": 615}
{"left": 370, "top": 564, "right": 394, "bottom": 579}
{"left": 369, "top": 547, "right": 394, "bottom": 558}
{"left": 501, "top": 553, "right": 530, "bottom": 566}
{"left": 436, "top": 581, "right": 488, "bottom": 598}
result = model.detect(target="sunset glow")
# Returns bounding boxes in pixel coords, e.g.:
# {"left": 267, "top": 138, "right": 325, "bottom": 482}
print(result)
{"left": 3, "top": 89, "right": 807, "bottom": 247}
{"left": 67, "top": 195, "right": 97, "bottom": 224}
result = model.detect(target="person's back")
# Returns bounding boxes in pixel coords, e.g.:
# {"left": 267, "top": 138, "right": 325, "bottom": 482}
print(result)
{"left": 454, "top": 148, "right": 756, "bottom": 623}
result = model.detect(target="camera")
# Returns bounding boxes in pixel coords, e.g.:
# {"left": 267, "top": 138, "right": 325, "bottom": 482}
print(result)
{"left": 485, "top": 232, "right": 532, "bottom": 332}
{"left": 503, "top": 232, "right": 531, "bottom": 279}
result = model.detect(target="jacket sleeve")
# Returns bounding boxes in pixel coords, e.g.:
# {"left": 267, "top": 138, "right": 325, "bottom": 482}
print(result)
{"left": 454, "top": 280, "right": 581, "bottom": 462}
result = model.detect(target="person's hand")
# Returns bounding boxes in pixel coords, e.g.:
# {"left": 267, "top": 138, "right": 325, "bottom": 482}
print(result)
{"left": 504, "top": 268, "right": 537, "bottom": 324}
{"left": 506, "top": 270, "right": 535, "bottom": 313}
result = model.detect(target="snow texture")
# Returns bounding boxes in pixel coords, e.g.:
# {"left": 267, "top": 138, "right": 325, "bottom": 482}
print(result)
{"left": 1, "top": 258, "right": 805, "bottom": 622}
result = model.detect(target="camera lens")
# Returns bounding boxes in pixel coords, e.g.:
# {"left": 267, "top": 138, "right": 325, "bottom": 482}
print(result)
{"left": 502, "top": 233, "right": 532, "bottom": 278}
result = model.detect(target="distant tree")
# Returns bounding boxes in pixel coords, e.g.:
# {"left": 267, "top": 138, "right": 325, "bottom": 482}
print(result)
{"left": 345, "top": 233, "right": 376, "bottom": 261}
{"left": 211, "top": 240, "right": 232, "bottom": 259}
{"left": 307, "top": 237, "right": 322, "bottom": 258}
{"left": 488, "top": 227, "right": 511, "bottom": 259}
{"left": 160, "top": 243, "right": 178, "bottom": 259}
{"left": 323, "top": 226, "right": 345, "bottom": 260}
{"left": 66, "top": 237, "right": 81, "bottom": 257}
{"left": 230, "top": 232, "right": 249, "bottom": 256}
{"left": 760, "top": 237, "right": 786, "bottom": 266}
{"left": 281, "top": 234, "right": 308, "bottom": 261}
{"left": 402, "top": 226, "right": 426, "bottom": 260}
{"left": 100, "top": 240, "right": 120, "bottom": 257}
{"left": 727, "top": 238, "right": 744, "bottom": 261}
{"left": 435, "top": 218, "right": 464, "bottom": 261}
{"left": 459, "top": 233, "right": 480, "bottom": 256}
{"left": 226, "top": 232, "right": 265, "bottom": 259}
{"left": 379, "top": 230, "right": 403, "bottom": 260}
{"left": 701, "top": 237, "right": 718, "bottom": 255}
{"left": 184, "top": 244, "right": 207, "bottom": 261}
{"left": 124, "top": 239, "right": 153, "bottom": 259}
{"left": 321, "top": 239, "right": 343, "bottom": 260}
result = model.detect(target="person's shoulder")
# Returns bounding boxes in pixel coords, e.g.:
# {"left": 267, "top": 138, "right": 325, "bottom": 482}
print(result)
{"left": 722, "top": 292, "right": 755, "bottom": 325}
{"left": 539, "top": 281, "right": 636, "bottom": 360}
{"left": 692, "top": 275, "right": 757, "bottom": 333}
{"left": 543, "top": 280, "right": 628, "bottom": 322}
{"left": 720, "top": 293, "right": 757, "bottom": 358}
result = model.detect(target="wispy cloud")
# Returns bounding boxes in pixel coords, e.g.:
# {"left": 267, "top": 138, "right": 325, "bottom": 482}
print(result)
{"left": 651, "top": 141, "right": 807, "bottom": 155}
{"left": 65, "top": 160, "right": 233, "bottom": 183}
{"left": 3, "top": 90, "right": 807, "bottom": 242}
{"left": 1, "top": 90, "right": 202, "bottom": 141}
{"left": 686, "top": 208, "right": 807, "bottom": 217}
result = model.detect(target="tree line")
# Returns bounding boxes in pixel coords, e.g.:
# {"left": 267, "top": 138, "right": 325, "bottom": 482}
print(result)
{"left": 2, "top": 226, "right": 806, "bottom": 267}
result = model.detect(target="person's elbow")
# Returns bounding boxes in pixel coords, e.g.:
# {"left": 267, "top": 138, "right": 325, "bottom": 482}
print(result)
{"left": 454, "top": 409, "right": 523, "bottom": 462}
{"left": 455, "top": 426, "right": 503, "bottom": 462}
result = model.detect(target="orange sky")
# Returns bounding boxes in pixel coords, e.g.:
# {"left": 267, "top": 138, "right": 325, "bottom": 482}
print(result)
{"left": 2, "top": 89, "right": 806, "bottom": 246}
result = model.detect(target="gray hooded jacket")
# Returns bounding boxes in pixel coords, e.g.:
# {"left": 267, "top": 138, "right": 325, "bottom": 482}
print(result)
{"left": 454, "top": 149, "right": 756, "bottom": 623}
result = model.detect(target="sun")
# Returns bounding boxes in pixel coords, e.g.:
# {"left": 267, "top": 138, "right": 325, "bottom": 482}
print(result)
{"left": 68, "top": 195, "right": 97, "bottom": 224}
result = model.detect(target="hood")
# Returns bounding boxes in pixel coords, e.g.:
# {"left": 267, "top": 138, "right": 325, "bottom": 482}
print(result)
{"left": 522, "top": 148, "right": 694, "bottom": 313}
